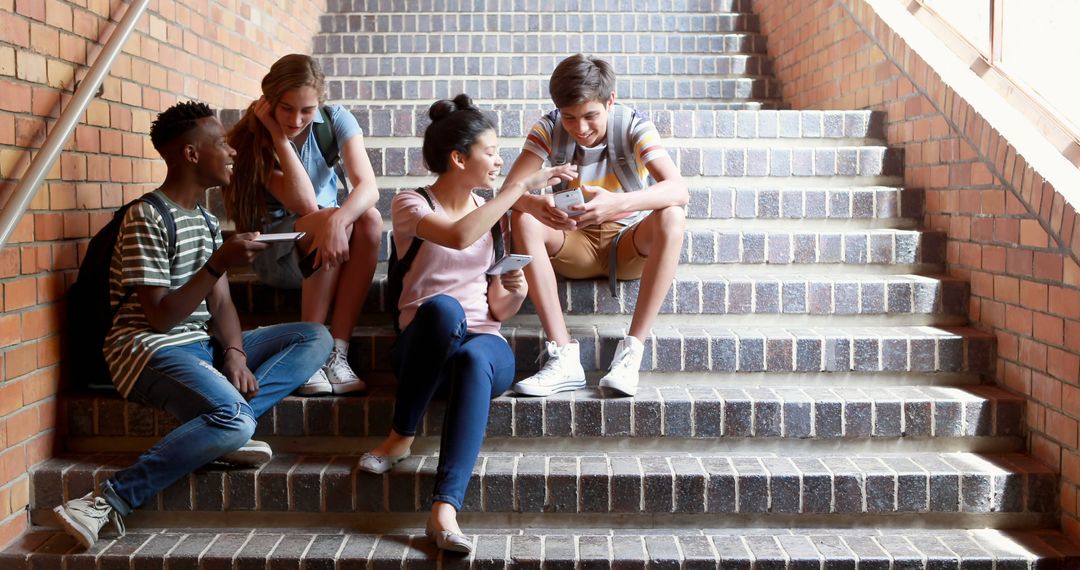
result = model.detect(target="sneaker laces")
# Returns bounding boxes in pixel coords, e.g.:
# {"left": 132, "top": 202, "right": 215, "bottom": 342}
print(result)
{"left": 71, "top": 495, "right": 126, "bottom": 538}
{"left": 327, "top": 349, "right": 358, "bottom": 382}
{"left": 524, "top": 342, "right": 564, "bottom": 383}
{"left": 608, "top": 339, "right": 641, "bottom": 372}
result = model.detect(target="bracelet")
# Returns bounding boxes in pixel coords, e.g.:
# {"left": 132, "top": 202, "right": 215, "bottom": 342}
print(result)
{"left": 224, "top": 346, "right": 246, "bottom": 359}
{"left": 204, "top": 262, "right": 224, "bottom": 279}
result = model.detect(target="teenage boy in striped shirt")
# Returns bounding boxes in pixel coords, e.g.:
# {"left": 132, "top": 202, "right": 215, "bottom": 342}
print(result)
{"left": 53, "top": 101, "right": 332, "bottom": 549}
{"left": 508, "top": 54, "right": 689, "bottom": 398}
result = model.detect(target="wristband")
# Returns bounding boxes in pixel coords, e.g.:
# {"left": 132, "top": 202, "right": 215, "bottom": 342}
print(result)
{"left": 224, "top": 346, "right": 246, "bottom": 359}
{"left": 204, "top": 262, "right": 224, "bottom": 279}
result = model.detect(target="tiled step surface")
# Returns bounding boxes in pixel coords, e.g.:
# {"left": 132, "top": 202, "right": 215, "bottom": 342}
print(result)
{"left": 314, "top": 32, "right": 769, "bottom": 55}
{"left": 327, "top": 0, "right": 757, "bottom": 13}
{"left": 61, "top": 385, "right": 1022, "bottom": 443}
{"left": 231, "top": 272, "right": 968, "bottom": 319}
{"left": 8, "top": 528, "right": 1078, "bottom": 569}
{"left": 31, "top": 452, "right": 1054, "bottom": 515}
{"left": 359, "top": 145, "right": 904, "bottom": 180}
{"left": 327, "top": 76, "right": 780, "bottom": 103}
{"left": 337, "top": 324, "right": 994, "bottom": 375}
{"left": 218, "top": 108, "right": 885, "bottom": 140}
{"left": 319, "top": 12, "right": 761, "bottom": 34}
{"left": 319, "top": 53, "right": 774, "bottom": 78}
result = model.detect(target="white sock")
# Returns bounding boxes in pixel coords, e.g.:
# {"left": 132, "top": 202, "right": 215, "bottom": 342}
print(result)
{"left": 333, "top": 339, "right": 349, "bottom": 354}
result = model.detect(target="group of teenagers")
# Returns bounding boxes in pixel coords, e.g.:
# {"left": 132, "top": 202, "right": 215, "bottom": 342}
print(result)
{"left": 53, "top": 53, "right": 688, "bottom": 555}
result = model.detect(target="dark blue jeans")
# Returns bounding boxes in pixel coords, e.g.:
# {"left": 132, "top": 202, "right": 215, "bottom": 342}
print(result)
{"left": 100, "top": 322, "right": 332, "bottom": 515}
{"left": 391, "top": 295, "right": 515, "bottom": 510}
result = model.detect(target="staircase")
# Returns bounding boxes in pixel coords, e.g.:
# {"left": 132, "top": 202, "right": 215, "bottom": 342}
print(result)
{"left": 5, "top": 0, "right": 1080, "bottom": 566}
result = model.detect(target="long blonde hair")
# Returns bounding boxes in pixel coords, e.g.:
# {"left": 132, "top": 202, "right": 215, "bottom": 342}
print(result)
{"left": 223, "top": 54, "right": 327, "bottom": 231}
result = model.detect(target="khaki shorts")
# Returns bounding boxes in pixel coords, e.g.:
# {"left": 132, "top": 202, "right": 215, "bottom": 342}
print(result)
{"left": 551, "top": 221, "right": 648, "bottom": 280}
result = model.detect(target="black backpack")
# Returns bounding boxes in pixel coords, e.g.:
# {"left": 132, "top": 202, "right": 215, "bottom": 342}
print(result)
{"left": 386, "top": 187, "right": 504, "bottom": 333}
{"left": 66, "top": 193, "right": 212, "bottom": 391}
{"left": 313, "top": 106, "right": 350, "bottom": 194}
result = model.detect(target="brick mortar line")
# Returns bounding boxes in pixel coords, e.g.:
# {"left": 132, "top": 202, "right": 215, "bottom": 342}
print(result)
{"left": 839, "top": 0, "right": 1080, "bottom": 274}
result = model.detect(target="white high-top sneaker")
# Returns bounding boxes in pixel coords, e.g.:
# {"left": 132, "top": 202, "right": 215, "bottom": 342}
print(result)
{"left": 598, "top": 336, "right": 644, "bottom": 397}
{"left": 324, "top": 347, "right": 366, "bottom": 394}
{"left": 296, "top": 367, "right": 332, "bottom": 396}
{"left": 512, "top": 340, "right": 586, "bottom": 396}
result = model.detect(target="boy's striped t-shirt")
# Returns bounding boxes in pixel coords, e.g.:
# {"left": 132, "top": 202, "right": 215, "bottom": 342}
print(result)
{"left": 103, "top": 190, "right": 221, "bottom": 397}
{"left": 523, "top": 108, "right": 668, "bottom": 226}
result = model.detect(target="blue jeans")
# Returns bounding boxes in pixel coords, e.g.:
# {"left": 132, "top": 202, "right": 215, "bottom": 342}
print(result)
{"left": 100, "top": 322, "right": 332, "bottom": 515}
{"left": 391, "top": 295, "right": 515, "bottom": 510}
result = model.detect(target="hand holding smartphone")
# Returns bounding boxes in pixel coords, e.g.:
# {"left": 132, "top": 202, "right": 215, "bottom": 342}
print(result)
{"left": 486, "top": 254, "right": 533, "bottom": 275}
{"left": 552, "top": 188, "right": 585, "bottom": 216}
{"left": 253, "top": 232, "right": 306, "bottom": 243}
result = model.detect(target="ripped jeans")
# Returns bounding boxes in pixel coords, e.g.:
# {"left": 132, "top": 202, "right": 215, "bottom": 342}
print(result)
{"left": 100, "top": 322, "right": 331, "bottom": 515}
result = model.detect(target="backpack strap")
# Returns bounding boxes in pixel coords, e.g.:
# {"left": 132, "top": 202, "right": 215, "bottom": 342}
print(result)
{"left": 314, "top": 105, "right": 351, "bottom": 196}
{"left": 606, "top": 104, "right": 646, "bottom": 193}
{"left": 546, "top": 109, "right": 575, "bottom": 194}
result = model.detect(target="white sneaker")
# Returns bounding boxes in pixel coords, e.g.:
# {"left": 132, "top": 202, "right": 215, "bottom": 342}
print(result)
{"left": 53, "top": 493, "right": 125, "bottom": 549}
{"left": 325, "top": 348, "right": 365, "bottom": 394}
{"left": 218, "top": 439, "right": 273, "bottom": 467}
{"left": 512, "top": 340, "right": 586, "bottom": 397}
{"left": 599, "top": 336, "right": 644, "bottom": 397}
{"left": 296, "top": 367, "right": 332, "bottom": 396}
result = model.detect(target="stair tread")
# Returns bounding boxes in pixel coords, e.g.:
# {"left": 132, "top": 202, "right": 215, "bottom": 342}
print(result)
{"left": 6, "top": 528, "right": 1077, "bottom": 566}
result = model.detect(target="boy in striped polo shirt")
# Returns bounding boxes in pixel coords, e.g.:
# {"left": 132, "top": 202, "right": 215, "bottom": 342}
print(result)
{"left": 53, "top": 101, "right": 332, "bottom": 549}
{"left": 508, "top": 54, "right": 689, "bottom": 398}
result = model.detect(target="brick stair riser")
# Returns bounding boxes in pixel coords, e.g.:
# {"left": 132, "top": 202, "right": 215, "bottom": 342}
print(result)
{"left": 31, "top": 453, "right": 1054, "bottom": 516}
{"left": 230, "top": 274, "right": 967, "bottom": 318}
{"left": 328, "top": 327, "right": 995, "bottom": 375}
{"left": 5, "top": 529, "right": 1079, "bottom": 569}
{"left": 314, "top": 33, "right": 769, "bottom": 56}
{"left": 319, "top": 54, "right": 774, "bottom": 78}
{"left": 218, "top": 109, "right": 885, "bottom": 140}
{"left": 327, "top": 0, "right": 758, "bottom": 13}
{"left": 319, "top": 13, "right": 761, "bottom": 34}
{"left": 356, "top": 146, "right": 904, "bottom": 180}
{"left": 61, "top": 386, "right": 1022, "bottom": 442}
{"left": 327, "top": 77, "right": 780, "bottom": 102}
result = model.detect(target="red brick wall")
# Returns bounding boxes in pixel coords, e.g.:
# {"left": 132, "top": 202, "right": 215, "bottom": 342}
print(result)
{"left": 758, "top": 0, "right": 1080, "bottom": 537}
{"left": 0, "top": 0, "right": 325, "bottom": 547}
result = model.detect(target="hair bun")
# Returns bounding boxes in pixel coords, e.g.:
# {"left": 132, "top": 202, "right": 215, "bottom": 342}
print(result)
{"left": 428, "top": 93, "right": 478, "bottom": 122}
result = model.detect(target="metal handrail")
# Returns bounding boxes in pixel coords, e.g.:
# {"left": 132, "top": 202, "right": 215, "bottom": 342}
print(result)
{"left": 0, "top": 0, "right": 151, "bottom": 247}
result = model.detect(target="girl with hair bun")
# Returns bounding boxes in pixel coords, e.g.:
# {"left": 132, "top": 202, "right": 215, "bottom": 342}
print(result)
{"left": 357, "top": 94, "right": 576, "bottom": 554}
{"left": 223, "top": 54, "right": 382, "bottom": 397}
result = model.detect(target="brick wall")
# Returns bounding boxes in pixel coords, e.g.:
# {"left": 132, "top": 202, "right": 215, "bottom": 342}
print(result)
{"left": 757, "top": 0, "right": 1080, "bottom": 537}
{"left": 0, "top": 0, "right": 325, "bottom": 547}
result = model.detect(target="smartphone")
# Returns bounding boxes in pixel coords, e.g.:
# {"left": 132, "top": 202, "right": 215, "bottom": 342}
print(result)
{"left": 298, "top": 248, "right": 320, "bottom": 278}
{"left": 486, "top": 254, "right": 533, "bottom": 275}
{"left": 254, "top": 232, "right": 306, "bottom": 243}
{"left": 552, "top": 188, "right": 585, "bottom": 216}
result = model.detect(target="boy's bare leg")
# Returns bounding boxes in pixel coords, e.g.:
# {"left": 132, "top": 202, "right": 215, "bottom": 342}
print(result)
{"left": 625, "top": 205, "right": 686, "bottom": 340}
{"left": 511, "top": 210, "right": 572, "bottom": 346}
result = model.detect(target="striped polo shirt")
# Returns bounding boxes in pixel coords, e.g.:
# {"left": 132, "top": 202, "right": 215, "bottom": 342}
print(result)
{"left": 523, "top": 107, "right": 668, "bottom": 226}
{"left": 103, "top": 190, "right": 222, "bottom": 397}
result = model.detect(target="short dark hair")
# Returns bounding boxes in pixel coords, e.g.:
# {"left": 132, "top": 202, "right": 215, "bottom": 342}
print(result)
{"left": 422, "top": 93, "right": 496, "bottom": 174}
{"left": 149, "top": 101, "right": 215, "bottom": 152}
{"left": 548, "top": 54, "right": 616, "bottom": 108}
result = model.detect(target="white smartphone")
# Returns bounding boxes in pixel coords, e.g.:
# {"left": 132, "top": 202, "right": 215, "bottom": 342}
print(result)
{"left": 486, "top": 254, "right": 533, "bottom": 275}
{"left": 552, "top": 188, "right": 585, "bottom": 216}
{"left": 253, "top": 232, "right": 306, "bottom": 243}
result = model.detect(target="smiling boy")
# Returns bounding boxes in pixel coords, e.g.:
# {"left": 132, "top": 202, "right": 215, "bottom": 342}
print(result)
{"left": 52, "top": 101, "right": 331, "bottom": 548}
{"left": 508, "top": 54, "right": 688, "bottom": 397}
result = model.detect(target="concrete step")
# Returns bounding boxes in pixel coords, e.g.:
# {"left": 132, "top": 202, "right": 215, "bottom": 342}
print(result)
{"left": 29, "top": 451, "right": 1055, "bottom": 517}
{"left": 318, "top": 12, "right": 761, "bottom": 34}
{"left": 319, "top": 53, "right": 775, "bottom": 79}
{"left": 326, "top": 76, "right": 781, "bottom": 103}
{"left": 61, "top": 384, "right": 1022, "bottom": 451}
{"left": 334, "top": 324, "right": 993, "bottom": 375}
{"left": 327, "top": 0, "right": 757, "bottom": 14}
{"left": 230, "top": 272, "right": 968, "bottom": 321}
{"left": 314, "top": 32, "right": 769, "bottom": 55}
{"left": 7, "top": 528, "right": 1078, "bottom": 569}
